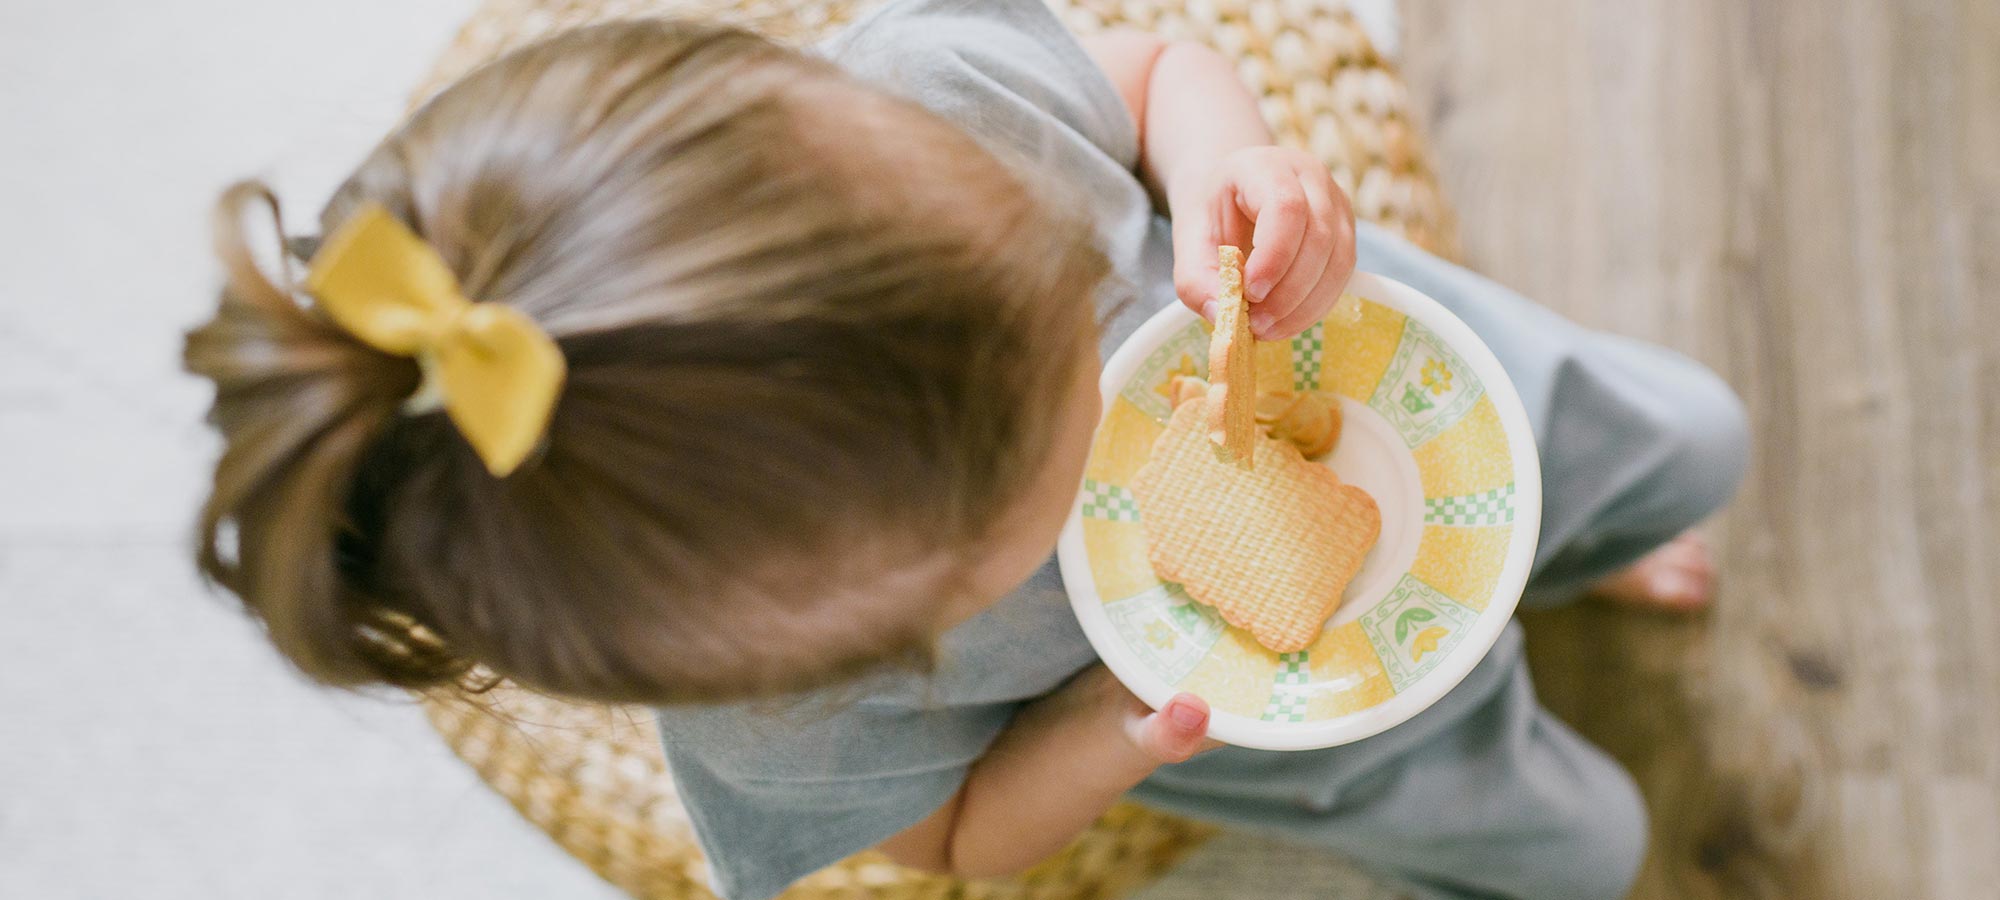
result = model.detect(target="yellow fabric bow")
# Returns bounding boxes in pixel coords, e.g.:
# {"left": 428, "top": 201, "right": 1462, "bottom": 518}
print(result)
{"left": 306, "top": 202, "right": 565, "bottom": 477}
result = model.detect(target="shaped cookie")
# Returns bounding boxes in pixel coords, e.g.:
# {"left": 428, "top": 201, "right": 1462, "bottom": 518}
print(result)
{"left": 1133, "top": 399, "right": 1381, "bottom": 653}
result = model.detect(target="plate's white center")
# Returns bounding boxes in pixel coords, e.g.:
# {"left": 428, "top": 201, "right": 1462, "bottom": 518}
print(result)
{"left": 1321, "top": 398, "right": 1425, "bottom": 627}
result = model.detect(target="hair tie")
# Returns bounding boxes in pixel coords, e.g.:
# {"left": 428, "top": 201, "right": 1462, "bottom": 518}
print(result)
{"left": 306, "top": 202, "right": 565, "bottom": 476}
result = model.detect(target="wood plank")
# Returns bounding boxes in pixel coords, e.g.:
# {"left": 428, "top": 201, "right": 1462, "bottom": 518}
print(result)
{"left": 1400, "top": 1, "right": 2000, "bottom": 896}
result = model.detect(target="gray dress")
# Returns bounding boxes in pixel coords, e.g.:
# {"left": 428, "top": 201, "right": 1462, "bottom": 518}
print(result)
{"left": 654, "top": 3, "right": 1750, "bottom": 899}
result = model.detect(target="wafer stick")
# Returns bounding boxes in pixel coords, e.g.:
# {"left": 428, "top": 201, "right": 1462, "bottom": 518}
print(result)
{"left": 1207, "top": 245, "right": 1256, "bottom": 469}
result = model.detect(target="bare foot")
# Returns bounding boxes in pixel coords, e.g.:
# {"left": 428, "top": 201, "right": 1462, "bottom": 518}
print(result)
{"left": 1587, "top": 531, "right": 1716, "bottom": 612}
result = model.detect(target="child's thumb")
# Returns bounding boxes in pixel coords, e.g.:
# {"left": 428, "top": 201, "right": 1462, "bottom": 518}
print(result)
{"left": 1134, "top": 693, "right": 1211, "bottom": 764}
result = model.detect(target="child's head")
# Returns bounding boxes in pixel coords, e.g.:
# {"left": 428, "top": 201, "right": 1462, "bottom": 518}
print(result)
{"left": 187, "top": 20, "right": 1108, "bottom": 704}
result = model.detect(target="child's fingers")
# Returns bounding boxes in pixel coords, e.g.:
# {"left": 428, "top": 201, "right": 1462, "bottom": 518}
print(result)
{"left": 1252, "top": 173, "right": 1355, "bottom": 339}
{"left": 1169, "top": 183, "right": 1221, "bottom": 319}
{"left": 1171, "top": 219, "right": 1224, "bottom": 321}
{"left": 1262, "top": 204, "right": 1357, "bottom": 340}
{"left": 1264, "top": 283, "right": 1344, "bottom": 341}
{"left": 1247, "top": 187, "right": 1339, "bottom": 336}
{"left": 1175, "top": 263, "right": 1223, "bottom": 322}
{"left": 1237, "top": 176, "right": 1310, "bottom": 301}
{"left": 1132, "top": 693, "right": 1212, "bottom": 764}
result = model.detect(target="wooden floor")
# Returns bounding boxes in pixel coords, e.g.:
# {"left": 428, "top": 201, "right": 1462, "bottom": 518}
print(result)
{"left": 1399, "top": 2, "right": 2000, "bottom": 898}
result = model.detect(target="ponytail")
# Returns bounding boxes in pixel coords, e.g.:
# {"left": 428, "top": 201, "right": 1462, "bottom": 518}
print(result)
{"left": 186, "top": 181, "right": 469, "bottom": 690}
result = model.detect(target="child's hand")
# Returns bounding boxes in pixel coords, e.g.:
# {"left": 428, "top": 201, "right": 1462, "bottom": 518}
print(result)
{"left": 1170, "top": 146, "right": 1357, "bottom": 342}
{"left": 1064, "top": 664, "right": 1221, "bottom": 765}
{"left": 1125, "top": 690, "right": 1224, "bottom": 764}
{"left": 893, "top": 663, "right": 1221, "bottom": 877}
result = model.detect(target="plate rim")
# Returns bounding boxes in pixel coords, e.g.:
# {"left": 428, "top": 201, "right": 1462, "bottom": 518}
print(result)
{"left": 1056, "top": 271, "right": 1544, "bottom": 751}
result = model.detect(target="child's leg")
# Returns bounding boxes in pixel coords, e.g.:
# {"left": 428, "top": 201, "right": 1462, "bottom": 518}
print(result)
{"left": 1137, "top": 650, "right": 1646, "bottom": 900}
{"left": 1354, "top": 224, "right": 1750, "bottom": 608}
{"left": 1311, "top": 664, "right": 1648, "bottom": 900}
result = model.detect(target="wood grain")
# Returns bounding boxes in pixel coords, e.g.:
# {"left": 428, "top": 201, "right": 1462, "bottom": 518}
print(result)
{"left": 1400, "top": 1, "right": 2000, "bottom": 897}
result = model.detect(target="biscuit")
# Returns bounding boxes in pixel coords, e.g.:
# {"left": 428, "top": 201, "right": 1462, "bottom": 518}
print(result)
{"left": 1132, "top": 399, "right": 1382, "bottom": 653}
{"left": 1330, "top": 292, "right": 1364, "bottom": 326}
{"left": 1174, "top": 378, "right": 1344, "bottom": 459}
{"left": 1167, "top": 373, "right": 1211, "bottom": 410}
{"left": 1206, "top": 245, "right": 1256, "bottom": 468}
{"left": 1255, "top": 391, "right": 1344, "bottom": 459}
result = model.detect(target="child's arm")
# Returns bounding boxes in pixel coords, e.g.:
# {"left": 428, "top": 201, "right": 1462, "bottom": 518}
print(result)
{"left": 875, "top": 26, "right": 1351, "bottom": 880}
{"left": 1083, "top": 33, "right": 1357, "bottom": 342}
{"left": 875, "top": 667, "right": 1214, "bottom": 877}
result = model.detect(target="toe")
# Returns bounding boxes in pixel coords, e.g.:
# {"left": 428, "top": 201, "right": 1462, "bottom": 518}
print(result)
{"left": 1651, "top": 568, "right": 1705, "bottom": 609}
{"left": 1589, "top": 531, "right": 1719, "bottom": 612}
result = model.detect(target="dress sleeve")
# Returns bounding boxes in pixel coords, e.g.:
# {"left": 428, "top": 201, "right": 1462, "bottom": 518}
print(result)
{"left": 823, "top": 0, "right": 1141, "bottom": 171}
{"left": 659, "top": 559, "right": 1097, "bottom": 899}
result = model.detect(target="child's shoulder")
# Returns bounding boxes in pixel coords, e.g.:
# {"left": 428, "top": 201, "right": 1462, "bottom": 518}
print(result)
{"left": 820, "top": 0, "right": 1138, "bottom": 169}
{"left": 827, "top": 0, "right": 1078, "bottom": 57}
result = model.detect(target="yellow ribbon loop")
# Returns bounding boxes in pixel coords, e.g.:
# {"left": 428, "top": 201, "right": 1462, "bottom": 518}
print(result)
{"left": 305, "top": 202, "right": 565, "bottom": 477}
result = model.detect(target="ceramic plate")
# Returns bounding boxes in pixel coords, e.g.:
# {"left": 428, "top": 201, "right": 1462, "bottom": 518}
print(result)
{"left": 1056, "top": 272, "right": 1542, "bottom": 750}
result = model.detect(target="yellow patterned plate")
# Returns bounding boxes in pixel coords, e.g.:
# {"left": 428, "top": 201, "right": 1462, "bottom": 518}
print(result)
{"left": 1057, "top": 273, "right": 1541, "bottom": 751}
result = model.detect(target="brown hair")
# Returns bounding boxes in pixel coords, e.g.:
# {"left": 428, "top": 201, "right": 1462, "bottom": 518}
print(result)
{"left": 185, "top": 20, "right": 1107, "bottom": 705}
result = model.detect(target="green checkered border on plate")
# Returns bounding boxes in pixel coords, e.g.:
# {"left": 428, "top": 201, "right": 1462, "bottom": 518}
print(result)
{"left": 1259, "top": 651, "right": 1311, "bottom": 722}
{"left": 1290, "top": 321, "right": 1325, "bottom": 391}
{"left": 1423, "top": 483, "right": 1516, "bottom": 526}
{"left": 1079, "top": 478, "right": 1141, "bottom": 522}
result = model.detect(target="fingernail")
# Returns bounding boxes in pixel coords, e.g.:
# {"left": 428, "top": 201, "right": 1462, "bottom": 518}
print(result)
{"left": 1655, "top": 572, "right": 1697, "bottom": 602}
{"left": 1168, "top": 698, "right": 1205, "bottom": 729}
{"left": 1249, "top": 312, "right": 1274, "bottom": 333}
{"left": 1200, "top": 300, "right": 1218, "bottom": 321}
{"left": 1248, "top": 278, "right": 1275, "bottom": 299}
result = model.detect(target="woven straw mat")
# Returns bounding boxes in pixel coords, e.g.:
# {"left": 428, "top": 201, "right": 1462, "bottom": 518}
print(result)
{"left": 413, "top": 2, "right": 1460, "bottom": 899}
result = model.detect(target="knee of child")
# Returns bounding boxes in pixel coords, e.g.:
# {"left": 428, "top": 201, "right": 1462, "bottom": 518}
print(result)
{"left": 1654, "top": 368, "right": 1751, "bottom": 529}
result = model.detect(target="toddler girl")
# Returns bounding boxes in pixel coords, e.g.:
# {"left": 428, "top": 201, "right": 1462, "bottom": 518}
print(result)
{"left": 186, "top": 2, "right": 1747, "bottom": 898}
